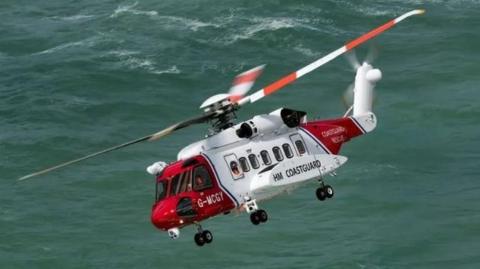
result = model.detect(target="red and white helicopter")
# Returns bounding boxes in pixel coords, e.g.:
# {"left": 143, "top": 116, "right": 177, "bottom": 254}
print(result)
{"left": 20, "top": 10, "right": 424, "bottom": 246}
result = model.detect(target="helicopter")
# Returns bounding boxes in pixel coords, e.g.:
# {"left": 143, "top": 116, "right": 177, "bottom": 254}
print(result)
{"left": 19, "top": 10, "right": 425, "bottom": 246}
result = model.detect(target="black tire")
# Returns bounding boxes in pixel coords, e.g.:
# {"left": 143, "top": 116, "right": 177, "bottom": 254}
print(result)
{"left": 316, "top": 187, "right": 327, "bottom": 201}
{"left": 250, "top": 212, "right": 261, "bottom": 225}
{"left": 325, "top": 185, "right": 334, "bottom": 198}
{"left": 194, "top": 233, "right": 205, "bottom": 246}
{"left": 202, "top": 230, "right": 213, "bottom": 244}
{"left": 258, "top": 209, "right": 268, "bottom": 223}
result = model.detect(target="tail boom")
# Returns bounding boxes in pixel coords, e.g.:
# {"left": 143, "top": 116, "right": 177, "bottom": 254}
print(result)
{"left": 300, "top": 112, "right": 377, "bottom": 154}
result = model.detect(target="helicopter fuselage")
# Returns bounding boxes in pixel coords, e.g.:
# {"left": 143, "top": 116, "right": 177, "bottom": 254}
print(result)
{"left": 150, "top": 108, "right": 377, "bottom": 231}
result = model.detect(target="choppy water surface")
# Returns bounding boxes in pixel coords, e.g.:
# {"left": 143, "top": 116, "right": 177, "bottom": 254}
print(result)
{"left": 1, "top": 0, "right": 480, "bottom": 268}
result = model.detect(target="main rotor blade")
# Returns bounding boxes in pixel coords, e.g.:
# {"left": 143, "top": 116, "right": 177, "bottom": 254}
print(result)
{"left": 228, "top": 65, "right": 265, "bottom": 103}
{"left": 18, "top": 112, "right": 216, "bottom": 181}
{"left": 238, "top": 9, "right": 425, "bottom": 105}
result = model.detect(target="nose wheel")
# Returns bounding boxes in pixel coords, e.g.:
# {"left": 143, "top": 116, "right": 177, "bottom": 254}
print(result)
{"left": 193, "top": 223, "right": 213, "bottom": 247}
{"left": 316, "top": 184, "right": 334, "bottom": 201}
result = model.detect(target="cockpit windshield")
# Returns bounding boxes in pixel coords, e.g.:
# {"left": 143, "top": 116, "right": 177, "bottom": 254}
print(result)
{"left": 155, "top": 180, "right": 167, "bottom": 202}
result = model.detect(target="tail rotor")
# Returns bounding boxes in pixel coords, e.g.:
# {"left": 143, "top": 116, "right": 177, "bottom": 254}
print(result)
{"left": 342, "top": 45, "right": 382, "bottom": 116}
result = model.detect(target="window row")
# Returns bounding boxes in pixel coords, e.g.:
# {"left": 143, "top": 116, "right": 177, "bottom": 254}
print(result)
{"left": 235, "top": 140, "right": 306, "bottom": 174}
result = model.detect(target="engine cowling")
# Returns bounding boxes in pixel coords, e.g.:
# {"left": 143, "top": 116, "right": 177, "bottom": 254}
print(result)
{"left": 236, "top": 108, "right": 307, "bottom": 139}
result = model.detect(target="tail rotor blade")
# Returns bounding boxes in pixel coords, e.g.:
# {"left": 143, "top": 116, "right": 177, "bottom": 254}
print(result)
{"left": 345, "top": 50, "right": 360, "bottom": 70}
{"left": 365, "top": 43, "right": 380, "bottom": 64}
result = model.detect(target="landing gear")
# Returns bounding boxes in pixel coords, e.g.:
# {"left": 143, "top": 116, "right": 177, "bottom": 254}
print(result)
{"left": 250, "top": 209, "right": 268, "bottom": 225}
{"left": 202, "top": 230, "right": 213, "bottom": 244}
{"left": 194, "top": 232, "right": 205, "bottom": 246}
{"left": 193, "top": 223, "right": 213, "bottom": 247}
{"left": 325, "top": 185, "right": 334, "bottom": 198}
{"left": 316, "top": 187, "right": 327, "bottom": 201}
{"left": 243, "top": 197, "right": 269, "bottom": 225}
{"left": 316, "top": 183, "right": 334, "bottom": 201}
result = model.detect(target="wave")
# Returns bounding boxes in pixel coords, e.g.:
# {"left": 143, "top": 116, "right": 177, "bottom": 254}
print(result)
{"left": 51, "top": 14, "right": 95, "bottom": 22}
{"left": 293, "top": 45, "right": 321, "bottom": 58}
{"left": 33, "top": 36, "right": 101, "bottom": 55}
{"left": 110, "top": 2, "right": 217, "bottom": 32}
{"left": 157, "top": 15, "right": 219, "bottom": 32}
{"left": 218, "top": 17, "right": 324, "bottom": 44}
{"left": 107, "top": 50, "right": 141, "bottom": 57}
{"left": 110, "top": 1, "right": 158, "bottom": 18}
{"left": 152, "top": 65, "right": 181, "bottom": 75}
{"left": 111, "top": 51, "right": 181, "bottom": 75}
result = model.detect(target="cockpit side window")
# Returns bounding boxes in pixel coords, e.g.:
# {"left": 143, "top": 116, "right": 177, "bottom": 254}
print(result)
{"left": 168, "top": 170, "right": 193, "bottom": 196}
{"left": 169, "top": 175, "right": 181, "bottom": 196}
{"left": 178, "top": 170, "right": 193, "bottom": 193}
{"left": 156, "top": 180, "right": 167, "bottom": 202}
{"left": 193, "top": 165, "right": 213, "bottom": 191}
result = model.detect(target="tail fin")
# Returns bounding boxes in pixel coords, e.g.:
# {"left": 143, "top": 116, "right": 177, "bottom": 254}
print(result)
{"left": 352, "top": 63, "right": 382, "bottom": 116}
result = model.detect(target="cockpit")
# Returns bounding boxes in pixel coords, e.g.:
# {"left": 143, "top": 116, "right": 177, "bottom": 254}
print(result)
{"left": 155, "top": 164, "right": 214, "bottom": 202}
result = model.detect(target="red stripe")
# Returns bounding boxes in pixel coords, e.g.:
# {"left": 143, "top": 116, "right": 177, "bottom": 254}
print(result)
{"left": 234, "top": 69, "right": 262, "bottom": 85}
{"left": 263, "top": 72, "right": 297, "bottom": 95}
{"left": 345, "top": 20, "right": 395, "bottom": 51}
{"left": 229, "top": 95, "right": 242, "bottom": 102}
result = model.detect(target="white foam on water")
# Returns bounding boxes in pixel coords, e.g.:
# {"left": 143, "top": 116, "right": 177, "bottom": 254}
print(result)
{"left": 115, "top": 53, "right": 181, "bottom": 75}
{"left": 33, "top": 36, "right": 101, "bottom": 55}
{"left": 110, "top": 1, "right": 158, "bottom": 18}
{"left": 108, "top": 50, "right": 141, "bottom": 57}
{"left": 157, "top": 15, "right": 219, "bottom": 32}
{"left": 51, "top": 14, "right": 95, "bottom": 22}
{"left": 123, "top": 57, "right": 155, "bottom": 69}
{"left": 152, "top": 65, "right": 181, "bottom": 75}
{"left": 293, "top": 45, "right": 321, "bottom": 58}
{"left": 353, "top": 6, "right": 393, "bottom": 17}
{"left": 219, "top": 17, "right": 323, "bottom": 44}
{"left": 110, "top": 2, "right": 216, "bottom": 32}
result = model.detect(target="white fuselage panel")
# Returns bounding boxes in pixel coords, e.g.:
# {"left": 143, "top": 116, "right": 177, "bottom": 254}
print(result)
{"left": 176, "top": 110, "right": 345, "bottom": 207}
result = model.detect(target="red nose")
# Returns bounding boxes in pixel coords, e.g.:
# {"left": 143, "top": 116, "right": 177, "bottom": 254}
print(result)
{"left": 151, "top": 202, "right": 176, "bottom": 230}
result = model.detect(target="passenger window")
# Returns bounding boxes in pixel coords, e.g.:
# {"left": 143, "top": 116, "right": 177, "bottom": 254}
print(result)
{"left": 282, "top": 143, "right": 294, "bottom": 158}
{"left": 224, "top": 153, "right": 243, "bottom": 180}
{"left": 239, "top": 157, "right": 250, "bottom": 172}
{"left": 272, "top": 146, "right": 284, "bottom": 161}
{"left": 230, "top": 161, "right": 241, "bottom": 176}
{"left": 260, "top": 150, "right": 272, "bottom": 165}
{"left": 193, "top": 166, "right": 213, "bottom": 191}
{"left": 295, "top": 140, "right": 306, "bottom": 155}
{"left": 248, "top": 154, "right": 260, "bottom": 169}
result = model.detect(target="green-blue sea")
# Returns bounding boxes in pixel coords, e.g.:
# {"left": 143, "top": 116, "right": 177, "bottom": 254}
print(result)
{"left": 1, "top": 0, "right": 479, "bottom": 268}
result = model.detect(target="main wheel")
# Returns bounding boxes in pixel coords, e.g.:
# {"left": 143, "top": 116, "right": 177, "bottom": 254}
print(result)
{"left": 250, "top": 212, "right": 261, "bottom": 225}
{"left": 325, "top": 185, "right": 334, "bottom": 198}
{"left": 202, "top": 230, "right": 213, "bottom": 244}
{"left": 257, "top": 209, "right": 268, "bottom": 223}
{"left": 194, "top": 233, "right": 205, "bottom": 246}
{"left": 316, "top": 187, "right": 327, "bottom": 201}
